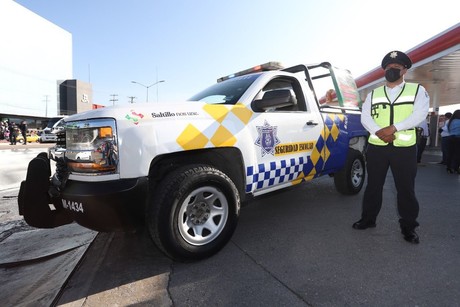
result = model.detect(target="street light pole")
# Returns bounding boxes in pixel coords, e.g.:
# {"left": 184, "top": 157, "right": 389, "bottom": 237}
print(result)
{"left": 131, "top": 80, "right": 165, "bottom": 102}
{"left": 44, "top": 95, "right": 48, "bottom": 117}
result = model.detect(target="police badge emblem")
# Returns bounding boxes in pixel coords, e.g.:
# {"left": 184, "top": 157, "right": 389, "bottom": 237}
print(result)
{"left": 255, "top": 120, "right": 281, "bottom": 156}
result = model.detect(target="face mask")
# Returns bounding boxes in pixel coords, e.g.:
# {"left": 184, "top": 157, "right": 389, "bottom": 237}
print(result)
{"left": 385, "top": 68, "right": 401, "bottom": 82}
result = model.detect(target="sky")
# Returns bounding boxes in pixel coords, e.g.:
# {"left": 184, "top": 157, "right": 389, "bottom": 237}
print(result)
{"left": 13, "top": 0, "right": 460, "bottom": 109}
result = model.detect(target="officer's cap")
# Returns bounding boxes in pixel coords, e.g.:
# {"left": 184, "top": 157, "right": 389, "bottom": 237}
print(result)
{"left": 381, "top": 51, "right": 412, "bottom": 69}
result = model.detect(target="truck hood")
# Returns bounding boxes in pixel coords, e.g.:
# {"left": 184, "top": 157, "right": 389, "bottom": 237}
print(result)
{"left": 63, "top": 101, "right": 206, "bottom": 122}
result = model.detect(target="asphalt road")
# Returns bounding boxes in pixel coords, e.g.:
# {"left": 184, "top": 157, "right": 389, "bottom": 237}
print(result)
{"left": 53, "top": 149, "right": 460, "bottom": 306}
{"left": 1, "top": 144, "right": 458, "bottom": 306}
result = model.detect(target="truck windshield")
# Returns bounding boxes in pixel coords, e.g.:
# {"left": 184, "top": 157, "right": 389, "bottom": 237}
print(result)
{"left": 52, "top": 118, "right": 65, "bottom": 132}
{"left": 44, "top": 117, "right": 63, "bottom": 129}
{"left": 188, "top": 74, "right": 260, "bottom": 105}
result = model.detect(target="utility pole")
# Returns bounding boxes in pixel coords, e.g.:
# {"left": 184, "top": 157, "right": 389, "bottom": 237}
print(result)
{"left": 43, "top": 95, "right": 49, "bottom": 117}
{"left": 128, "top": 96, "right": 136, "bottom": 104}
{"left": 109, "top": 94, "right": 118, "bottom": 106}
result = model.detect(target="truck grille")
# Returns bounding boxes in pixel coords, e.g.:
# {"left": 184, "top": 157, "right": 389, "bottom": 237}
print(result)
{"left": 56, "top": 131, "right": 66, "bottom": 148}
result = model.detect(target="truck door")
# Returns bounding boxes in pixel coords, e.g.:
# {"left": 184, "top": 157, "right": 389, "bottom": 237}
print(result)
{"left": 307, "top": 63, "right": 363, "bottom": 171}
{"left": 247, "top": 76, "right": 325, "bottom": 196}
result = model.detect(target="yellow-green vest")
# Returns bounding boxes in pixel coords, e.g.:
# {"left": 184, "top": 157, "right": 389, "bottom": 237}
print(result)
{"left": 368, "top": 83, "right": 419, "bottom": 146}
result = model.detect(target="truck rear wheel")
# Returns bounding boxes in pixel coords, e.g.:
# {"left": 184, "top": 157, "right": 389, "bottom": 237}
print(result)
{"left": 334, "top": 149, "right": 365, "bottom": 195}
{"left": 146, "top": 165, "right": 240, "bottom": 261}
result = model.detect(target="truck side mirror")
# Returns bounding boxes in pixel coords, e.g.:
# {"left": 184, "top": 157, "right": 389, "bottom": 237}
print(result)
{"left": 251, "top": 89, "right": 295, "bottom": 112}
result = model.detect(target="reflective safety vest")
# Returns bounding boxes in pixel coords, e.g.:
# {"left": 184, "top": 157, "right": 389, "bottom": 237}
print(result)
{"left": 368, "top": 83, "right": 420, "bottom": 147}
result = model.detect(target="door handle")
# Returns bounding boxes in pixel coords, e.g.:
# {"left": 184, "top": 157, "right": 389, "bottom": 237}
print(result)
{"left": 306, "top": 120, "right": 318, "bottom": 126}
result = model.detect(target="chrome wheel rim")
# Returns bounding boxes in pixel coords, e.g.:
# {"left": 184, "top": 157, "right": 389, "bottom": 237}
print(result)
{"left": 178, "top": 186, "right": 228, "bottom": 246}
{"left": 351, "top": 159, "right": 364, "bottom": 188}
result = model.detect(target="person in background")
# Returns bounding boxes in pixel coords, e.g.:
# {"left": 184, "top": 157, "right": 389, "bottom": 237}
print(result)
{"left": 416, "top": 118, "right": 429, "bottom": 163}
{"left": 439, "top": 112, "right": 452, "bottom": 165}
{"left": 8, "top": 121, "right": 17, "bottom": 145}
{"left": 353, "top": 50, "right": 429, "bottom": 244}
{"left": 446, "top": 109, "right": 460, "bottom": 174}
{"left": 0, "top": 121, "right": 6, "bottom": 140}
{"left": 19, "top": 120, "right": 28, "bottom": 145}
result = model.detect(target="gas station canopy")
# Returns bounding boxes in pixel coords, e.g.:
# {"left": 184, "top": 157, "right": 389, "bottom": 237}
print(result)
{"left": 355, "top": 23, "right": 460, "bottom": 113}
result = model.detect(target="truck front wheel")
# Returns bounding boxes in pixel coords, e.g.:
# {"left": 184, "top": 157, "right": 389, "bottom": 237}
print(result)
{"left": 333, "top": 149, "right": 365, "bottom": 195}
{"left": 146, "top": 165, "right": 240, "bottom": 261}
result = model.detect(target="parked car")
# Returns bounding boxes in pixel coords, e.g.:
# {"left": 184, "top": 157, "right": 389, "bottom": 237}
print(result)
{"left": 39, "top": 117, "right": 66, "bottom": 143}
{"left": 17, "top": 133, "right": 40, "bottom": 143}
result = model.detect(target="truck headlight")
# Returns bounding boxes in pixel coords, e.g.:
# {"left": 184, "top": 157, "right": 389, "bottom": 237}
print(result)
{"left": 64, "top": 119, "right": 118, "bottom": 175}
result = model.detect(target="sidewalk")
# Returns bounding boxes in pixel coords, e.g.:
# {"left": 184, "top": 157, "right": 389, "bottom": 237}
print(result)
{"left": 0, "top": 139, "right": 55, "bottom": 149}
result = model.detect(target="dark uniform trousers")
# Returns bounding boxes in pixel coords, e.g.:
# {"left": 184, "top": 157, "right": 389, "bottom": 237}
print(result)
{"left": 361, "top": 143, "right": 419, "bottom": 230}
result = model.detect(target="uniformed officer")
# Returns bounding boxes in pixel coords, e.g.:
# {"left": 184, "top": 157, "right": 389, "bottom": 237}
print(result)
{"left": 353, "top": 50, "right": 430, "bottom": 244}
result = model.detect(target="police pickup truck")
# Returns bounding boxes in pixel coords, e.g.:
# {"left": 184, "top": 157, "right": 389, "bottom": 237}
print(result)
{"left": 19, "top": 62, "right": 368, "bottom": 261}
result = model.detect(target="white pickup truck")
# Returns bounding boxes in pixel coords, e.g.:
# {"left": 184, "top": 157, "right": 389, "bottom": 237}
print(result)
{"left": 39, "top": 117, "right": 66, "bottom": 143}
{"left": 19, "top": 62, "right": 368, "bottom": 261}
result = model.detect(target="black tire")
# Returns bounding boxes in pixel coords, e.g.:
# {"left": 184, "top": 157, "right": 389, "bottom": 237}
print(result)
{"left": 334, "top": 149, "right": 365, "bottom": 195}
{"left": 146, "top": 165, "right": 240, "bottom": 261}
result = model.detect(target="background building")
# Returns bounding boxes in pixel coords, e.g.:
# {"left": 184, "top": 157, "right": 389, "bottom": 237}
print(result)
{"left": 59, "top": 80, "right": 93, "bottom": 115}
{"left": 0, "top": 0, "right": 95, "bottom": 130}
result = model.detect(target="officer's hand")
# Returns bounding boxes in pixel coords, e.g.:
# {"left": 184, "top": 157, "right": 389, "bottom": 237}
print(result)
{"left": 376, "top": 125, "right": 397, "bottom": 143}
{"left": 376, "top": 125, "right": 396, "bottom": 139}
{"left": 379, "top": 134, "right": 396, "bottom": 143}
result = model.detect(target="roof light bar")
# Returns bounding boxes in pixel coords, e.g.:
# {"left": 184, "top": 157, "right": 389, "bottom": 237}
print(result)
{"left": 217, "top": 61, "right": 284, "bottom": 82}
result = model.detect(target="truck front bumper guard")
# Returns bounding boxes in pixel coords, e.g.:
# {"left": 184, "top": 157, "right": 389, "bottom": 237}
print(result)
{"left": 18, "top": 152, "right": 148, "bottom": 231}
